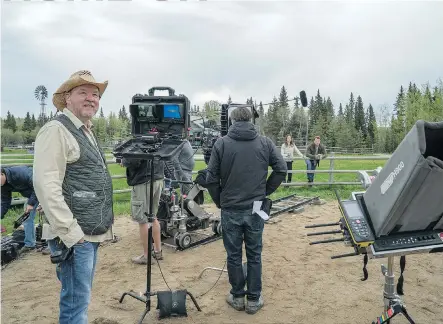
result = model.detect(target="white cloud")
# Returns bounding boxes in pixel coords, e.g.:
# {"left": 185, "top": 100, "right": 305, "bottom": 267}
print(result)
{"left": 1, "top": 0, "right": 443, "bottom": 119}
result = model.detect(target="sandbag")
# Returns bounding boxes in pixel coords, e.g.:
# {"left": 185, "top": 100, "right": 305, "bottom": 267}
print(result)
{"left": 156, "top": 290, "right": 188, "bottom": 319}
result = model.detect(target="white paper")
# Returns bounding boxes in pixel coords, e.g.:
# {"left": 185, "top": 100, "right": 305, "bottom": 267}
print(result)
{"left": 253, "top": 200, "right": 269, "bottom": 221}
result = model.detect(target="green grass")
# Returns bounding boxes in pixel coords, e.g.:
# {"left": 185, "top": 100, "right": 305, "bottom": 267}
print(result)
{"left": 0, "top": 152, "right": 388, "bottom": 235}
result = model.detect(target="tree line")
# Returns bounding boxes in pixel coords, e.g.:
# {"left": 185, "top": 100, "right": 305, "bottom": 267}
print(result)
{"left": 2, "top": 79, "right": 442, "bottom": 153}
{"left": 1, "top": 107, "right": 131, "bottom": 147}
{"left": 191, "top": 79, "right": 442, "bottom": 153}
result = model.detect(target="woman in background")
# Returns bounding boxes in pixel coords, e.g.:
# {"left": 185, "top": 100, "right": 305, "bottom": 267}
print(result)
{"left": 281, "top": 135, "right": 303, "bottom": 183}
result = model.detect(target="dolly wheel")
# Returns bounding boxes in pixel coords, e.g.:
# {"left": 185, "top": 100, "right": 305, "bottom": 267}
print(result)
{"left": 178, "top": 233, "right": 192, "bottom": 249}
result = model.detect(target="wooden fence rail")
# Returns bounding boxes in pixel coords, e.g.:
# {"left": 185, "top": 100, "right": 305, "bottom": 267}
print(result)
{"left": 2, "top": 154, "right": 391, "bottom": 201}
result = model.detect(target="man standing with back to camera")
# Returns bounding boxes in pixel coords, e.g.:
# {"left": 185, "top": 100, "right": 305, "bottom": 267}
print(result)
{"left": 206, "top": 106, "right": 287, "bottom": 314}
{"left": 33, "top": 70, "right": 114, "bottom": 324}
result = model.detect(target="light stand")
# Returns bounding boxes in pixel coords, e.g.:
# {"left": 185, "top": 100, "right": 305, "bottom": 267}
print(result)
{"left": 371, "top": 256, "right": 415, "bottom": 324}
{"left": 119, "top": 158, "right": 201, "bottom": 324}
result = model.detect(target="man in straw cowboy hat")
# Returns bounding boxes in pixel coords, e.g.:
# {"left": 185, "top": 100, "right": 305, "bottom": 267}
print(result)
{"left": 33, "top": 70, "right": 114, "bottom": 324}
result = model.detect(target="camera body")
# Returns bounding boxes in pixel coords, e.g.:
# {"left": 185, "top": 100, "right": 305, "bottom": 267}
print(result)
{"left": 130, "top": 87, "right": 190, "bottom": 140}
{"left": 113, "top": 87, "right": 191, "bottom": 161}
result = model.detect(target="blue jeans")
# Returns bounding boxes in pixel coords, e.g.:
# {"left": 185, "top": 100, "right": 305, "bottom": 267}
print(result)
{"left": 305, "top": 159, "right": 317, "bottom": 182}
{"left": 48, "top": 239, "right": 100, "bottom": 324}
{"left": 23, "top": 204, "right": 38, "bottom": 248}
{"left": 221, "top": 208, "right": 264, "bottom": 301}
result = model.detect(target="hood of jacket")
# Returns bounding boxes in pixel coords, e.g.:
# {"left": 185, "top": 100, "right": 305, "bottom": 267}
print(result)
{"left": 227, "top": 121, "right": 258, "bottom": 141}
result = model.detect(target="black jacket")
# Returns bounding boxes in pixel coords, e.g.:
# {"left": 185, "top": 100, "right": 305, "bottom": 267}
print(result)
{"left": 1, "top": 166, "right": 39, "bottom": 219}
{"left": 205, "top": 121, "right": 287, "bottom": 210}
{"left": 123, "top": 158, "right": 165, "bottom": 186}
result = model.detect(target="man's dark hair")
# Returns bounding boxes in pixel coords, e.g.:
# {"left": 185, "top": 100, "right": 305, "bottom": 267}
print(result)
{"left": 230, "top": 106, "right": 252, "bottom": 122}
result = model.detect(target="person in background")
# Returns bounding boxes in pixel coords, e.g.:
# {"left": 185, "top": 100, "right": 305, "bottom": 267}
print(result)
{"left": 305, "top": 136, "right": 327, "bottom": 184}
{"left": 0, "top": 166, "right": 48, "bottom": 254}
{"left": 171, "top": 139, "right": 195, "bottom": 195}
{"left": 280, "top": 135, "right": 304, "bottom": 183}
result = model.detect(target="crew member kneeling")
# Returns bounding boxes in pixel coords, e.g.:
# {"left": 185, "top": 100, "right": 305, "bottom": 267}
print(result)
{"left": 206, "top": 106, "right": 287, "bottom": 314}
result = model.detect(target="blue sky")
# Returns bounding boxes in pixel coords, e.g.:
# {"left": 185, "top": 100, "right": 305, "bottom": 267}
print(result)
{"left": 1, "top": 0, "right": 443, "bottom": 122}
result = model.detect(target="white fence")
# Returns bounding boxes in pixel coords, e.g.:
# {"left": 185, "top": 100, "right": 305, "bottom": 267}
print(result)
{"left": 1, "top": 153, "right": 391, "bottom": 200}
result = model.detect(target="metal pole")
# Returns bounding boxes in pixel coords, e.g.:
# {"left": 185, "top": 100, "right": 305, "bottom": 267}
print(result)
{"left": 383, "top": 256, "right": 396, "bottom": 309}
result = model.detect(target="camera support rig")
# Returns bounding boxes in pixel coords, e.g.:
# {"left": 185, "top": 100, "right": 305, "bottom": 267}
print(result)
{"left": 113, "top": 87, "right": 201, "bottom": 323}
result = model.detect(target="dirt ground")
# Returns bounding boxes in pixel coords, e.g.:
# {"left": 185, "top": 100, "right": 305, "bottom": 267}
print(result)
{"left": 2, "top": 202, "right": 442, "bottom": 324}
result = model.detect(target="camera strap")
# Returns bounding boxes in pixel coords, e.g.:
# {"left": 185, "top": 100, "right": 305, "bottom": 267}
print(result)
{"left": 361, "top": 253, "right": 368, "bottom": 281}
{"left": 359, "top": 254, "right": 406, "bottom": 294}
{"left": 396, "top": 255, "right": 406, "bottom": 295}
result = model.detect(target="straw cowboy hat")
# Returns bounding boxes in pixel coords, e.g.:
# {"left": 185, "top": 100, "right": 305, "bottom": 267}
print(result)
{"left": 52, "top": 70, "right": 108, "bottom": 111}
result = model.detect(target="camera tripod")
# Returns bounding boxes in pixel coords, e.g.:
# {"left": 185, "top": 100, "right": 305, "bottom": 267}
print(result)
{"left": 371, "top": 256, "right": 415, "bottom": 324}
{"left": 119, "top": 158, "right": 201, "bottom": 324}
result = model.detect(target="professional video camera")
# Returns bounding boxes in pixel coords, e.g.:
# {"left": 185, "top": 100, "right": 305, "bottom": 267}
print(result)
{"left": 201, "top": 102, "right": 260, "bottom": 164}
{"left": 306, "top": 120, "right": 443, "bottom": 324}
{"left": 113, "top": 86, "right": 190, "bottom": 161}
{"left": 113, "top": 87, "right": 230, "bottom": 252}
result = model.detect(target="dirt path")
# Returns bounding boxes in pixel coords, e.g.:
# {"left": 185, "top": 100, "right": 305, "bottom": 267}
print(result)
{"left": 2, "top": 202, "right": 442, "bottom": 324}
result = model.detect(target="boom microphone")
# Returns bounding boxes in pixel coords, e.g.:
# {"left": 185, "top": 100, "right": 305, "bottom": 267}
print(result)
{"left": 300, "top": 90, "right": 308, "bottom": 107}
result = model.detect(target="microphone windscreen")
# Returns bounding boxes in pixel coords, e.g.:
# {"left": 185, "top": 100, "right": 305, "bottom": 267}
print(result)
{"left": 300, "top": 91, "right": 308, "bottom": 107}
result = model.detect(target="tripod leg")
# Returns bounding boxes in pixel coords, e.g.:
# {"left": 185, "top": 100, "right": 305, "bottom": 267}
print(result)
{"left": 119, "top": 292, "right": 129, "bottom": 303}
{"left": 138, "top": 306, "right": 150, "bottom": 324}
{"left": 400, "top": 306, "right": 416, "bottom": 324}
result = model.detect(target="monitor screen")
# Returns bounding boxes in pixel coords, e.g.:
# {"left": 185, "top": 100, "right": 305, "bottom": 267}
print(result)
{"left": 163, "top": 104, "right": 182, "bottom": 119}
{"left": 342, "top": 201, "right": 364, "bottom": 219}
{"left": 138, "top": 104, "right": 156, "bottom": 118}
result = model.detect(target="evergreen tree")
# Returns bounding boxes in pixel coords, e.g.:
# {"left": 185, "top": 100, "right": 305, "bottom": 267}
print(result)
{"left": 31, "top": 114, "right": 37, "bottom": 129}
{"left": 338, "top": 103, "right": 344, "bottom": 117}
{"left": 278, "top": 86, "right": 290, "bottom": 135}
{"left": 22, "top": 112, "right": 32, "bottom": 132}
{"left": 354, "top": 95, "right": 366, "bottom": 137}
{"left": 264, "top": 96, "right": 281, "bottom": 143}
{"left": 366, "top": 104, "right": 377, "bottom": 146}
{"left": 345, "top": 92, "right": 355, "bottom": 124}
{"left": 4, "top": 111, "right": 18, "bottom": 132}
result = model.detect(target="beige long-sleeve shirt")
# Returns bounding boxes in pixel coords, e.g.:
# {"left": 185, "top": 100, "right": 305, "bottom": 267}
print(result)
{"left": 33, "top": 108, "right": 114, "bottom": 248}
{"left": 280, "top": 143, "right": 304, "bottom": 162}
